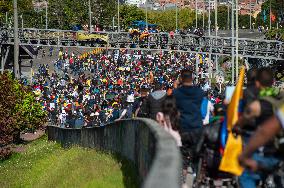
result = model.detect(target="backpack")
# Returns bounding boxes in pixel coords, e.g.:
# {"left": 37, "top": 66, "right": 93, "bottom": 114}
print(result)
{"left": 126, "top": 104, "right": 134, "bottom": 118}
{"left": 260, "top": 91, "right": 284, "bottom": 113}
{"left": 261, "top": 91, "right": 284, "bottom": 156}
{"left": 120, "top": 104, "right": 134, "bottom": 119}
{"left": 137, "top": 98, "right": 148, "bottom": 118}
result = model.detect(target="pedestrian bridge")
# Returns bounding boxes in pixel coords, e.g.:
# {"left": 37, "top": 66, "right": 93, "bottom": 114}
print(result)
{"left": 1, "top": 27, "right": 284, "bottom": 60}
{"left": 47, "top": 118, "right": 181, "bottom": 188}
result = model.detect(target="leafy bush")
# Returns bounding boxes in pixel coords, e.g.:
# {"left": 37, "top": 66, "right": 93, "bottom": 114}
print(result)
{"left": 0, "top": 72, "right": 46, "bottom": 160}
{"left": 265, "top": 29, "right": 284, "bottom": 41}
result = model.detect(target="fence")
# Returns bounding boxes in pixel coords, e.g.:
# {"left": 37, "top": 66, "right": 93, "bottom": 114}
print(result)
{"left": 47, "top": 118, "right": 181, "bottom": 188}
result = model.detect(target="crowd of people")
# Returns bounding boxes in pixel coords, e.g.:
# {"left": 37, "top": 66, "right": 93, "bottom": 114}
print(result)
{"left": 31, "top": 48, "right": 217, "bottom": 128}
{"left": 29, "top": 47, "right": 284, "bottom": 187}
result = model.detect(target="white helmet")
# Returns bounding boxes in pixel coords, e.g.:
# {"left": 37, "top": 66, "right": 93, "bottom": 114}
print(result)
{"left": 126, "top": 95, "right": 135, "bottom": 103}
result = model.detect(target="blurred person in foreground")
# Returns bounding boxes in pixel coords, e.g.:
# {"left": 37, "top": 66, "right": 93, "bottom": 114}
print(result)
{"left": 239, "top": 104, "right": 284, "bottom": 171}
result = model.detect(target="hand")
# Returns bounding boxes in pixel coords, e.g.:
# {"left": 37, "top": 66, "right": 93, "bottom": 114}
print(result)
{"left": 173, "top": 80, "right": 180, "bottom": 89}
{"left": 238, "top": 155, "right": 258, "bottom": 172}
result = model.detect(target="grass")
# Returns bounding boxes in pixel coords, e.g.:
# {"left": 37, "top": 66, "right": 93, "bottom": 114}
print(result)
{"left": 0, "top": 136, "right": 139, "bottom": 188}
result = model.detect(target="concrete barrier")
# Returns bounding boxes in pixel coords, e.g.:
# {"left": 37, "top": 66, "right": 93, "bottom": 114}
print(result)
{"left": 47, "top": 118, "right": 181, "bottom": 188}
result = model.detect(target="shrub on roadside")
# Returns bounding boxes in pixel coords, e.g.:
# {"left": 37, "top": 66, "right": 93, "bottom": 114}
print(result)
{"left": 0, "top": 72, "right": 46, "bottom": 159}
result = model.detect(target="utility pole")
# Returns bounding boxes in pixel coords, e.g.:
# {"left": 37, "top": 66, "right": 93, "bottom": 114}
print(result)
{"left": 45, "top": 1, "right": 48, "bottom": 30}
{"left": 208, "top": 0, "right": 211, "bottom": 36}
{"left": 195, "top": 0, "right": 198, "bottom": 28}
{"left": 112, "top": 17, "right": 115, "bottom": 30}
{"left": 203, "top": 0, "right": 205, "bottom": 29}
{"left": 269, "top": 0, "right": 272, "bottom": 29}
{"left": 13, "top": 0, "right": 20, "bottom": 79}
{"left": 249, "top": 0, "right": 252, "bottom": 30}
{"left": 89, "top": 0, "right": 92, "bottom": 33}
{"left": 20, "top": 14, "right": 23, "bottom": 30}
{"left": 236, "top": 0, "right": 239, "bottom": 80}
{"left": 176, "top": 2, "right": 178, "bottom": 31}
{"left": 227, "top": 4, "right": 230, "bottom": 30}
{"left": 231, "top": 0, "right": 235, "bottom": 84}
{"left": 117, "top": 0, "right": 120, "bottom": 32}
{"left": 214, "top": 0, "right": 218, "bottom": 37}
{"left": 6, "top": 12, "right": 8, "bottom": 26}
{"left": 146, "top": 0, "right": 148, "bottom": 30}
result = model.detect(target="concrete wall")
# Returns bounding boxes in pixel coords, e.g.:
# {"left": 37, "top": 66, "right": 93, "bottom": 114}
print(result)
{"left": 47, "top": 118, "right": 181, "bottom": 188}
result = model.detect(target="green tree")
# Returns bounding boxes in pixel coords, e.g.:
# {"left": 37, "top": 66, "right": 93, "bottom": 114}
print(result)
{"left": 0, "top": 0, "right": 12, "bottom": 22}
{"left": 0, "top": 0, "right": 36, "bottom": 28}
{"left": 95, "top": 0, "right": 117, "bottom": 28}
{"left": 119, "top": 4, "right": 145, "bottom": 29}
{"left": 256, "top": 0, "right": 283, "bottom": 27}
{"left": 48, "top": 0, "right": 86, "bottom": 29}
{"left": 148, "top": 8, "right": 195, "bottom": 31}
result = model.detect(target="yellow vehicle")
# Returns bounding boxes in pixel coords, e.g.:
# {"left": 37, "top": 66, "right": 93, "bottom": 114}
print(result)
{"left": 76, "top": 32, "right": 108, "bottom": 43}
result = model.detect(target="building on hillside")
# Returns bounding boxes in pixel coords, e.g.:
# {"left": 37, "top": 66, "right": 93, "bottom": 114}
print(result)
{"left": 125, "top": 0, "right": 144, "bottom": 6}
{"left": 33, "top": 0, "right": 47, "bottom": 12}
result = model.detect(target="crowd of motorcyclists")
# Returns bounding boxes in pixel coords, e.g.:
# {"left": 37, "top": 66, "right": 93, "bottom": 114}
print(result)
{"left": 28, "top": 46, "right": 284, "bottom": 188}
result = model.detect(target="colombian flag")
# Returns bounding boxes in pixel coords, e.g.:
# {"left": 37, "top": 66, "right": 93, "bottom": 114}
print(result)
{"left": 219, "top": 66, "right": 245, "bottom": 176}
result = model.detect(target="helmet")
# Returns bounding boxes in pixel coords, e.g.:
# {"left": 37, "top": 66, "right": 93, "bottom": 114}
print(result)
{"left": 126, "top": 95, "right": 135, "bottom": 103}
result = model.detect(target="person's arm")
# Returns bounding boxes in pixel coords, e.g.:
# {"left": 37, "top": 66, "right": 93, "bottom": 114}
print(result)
{"left": 116, "top": 109, "right": 127, "bottom": 121}
{"left": 239, "top": 116, "right": 281, "bottom": 171}
{"left": 134, "top": 101, "right": 142, "bottom": 117}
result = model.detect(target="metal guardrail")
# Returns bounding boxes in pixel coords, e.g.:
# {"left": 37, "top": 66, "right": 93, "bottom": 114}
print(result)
{"left": 1, "top": 27, "right": 284, "bottom": 60}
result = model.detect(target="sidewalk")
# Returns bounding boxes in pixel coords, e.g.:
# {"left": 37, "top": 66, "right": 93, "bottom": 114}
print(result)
{"left": 20, "top": 127, "right": 46, "bottom": 141}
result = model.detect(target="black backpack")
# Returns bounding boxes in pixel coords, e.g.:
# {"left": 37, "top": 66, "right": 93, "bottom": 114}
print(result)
{"left": 261, "top": 91, "right": 284, "bottom": 156}
{"left": 137, "top": 97, "right": 149, "bottom": 118}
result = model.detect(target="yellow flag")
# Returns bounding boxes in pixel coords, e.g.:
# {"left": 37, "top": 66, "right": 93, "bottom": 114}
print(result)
{"left": 199, "top": 54, "right": 203, "bottom": 64}
{"left": 227, "top": 66, "right": 245, "bottom": 130}
{"left": 219, "top": 66, "right": 245, "bottom": 176}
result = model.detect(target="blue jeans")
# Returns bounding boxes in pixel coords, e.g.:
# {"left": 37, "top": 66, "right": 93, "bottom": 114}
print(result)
{"left": 239, "top": 153, "right": 280, "bottom": 188}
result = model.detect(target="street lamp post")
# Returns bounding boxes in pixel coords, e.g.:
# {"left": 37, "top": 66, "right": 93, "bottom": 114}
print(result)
{"left": 45, "top": 1, "right": 48, "bottom": 30}
{"left": 5, "top": 12, "right": 8, "bottom": 26}
{"left": 269, "top": 0, "right": 272, "bottom": 29}
{"left": 203, "top": 0, "right": 205, "bottom": 29}
{"left": 195, "top": 0, "right": 198, "bottom": 28}
{"left": 249, "top": 0, "right": 252, "bottom": 30}
{"left": 146, "top": 0, "right": 148, "bottom": 30}
{"left": 117, "top": 0, "right": 120, "bottom": 32}
{"left": 227, "top": 3, "right": 230, "bottom": 30}
{"left": 89, "top": 0, "right": 92, "bottom": 33}
{"left": 20, "top": 14, "right": 23, "bottom": 30}
{"left": 236, "top": 0, "right": 239, "bottom": 80}
{"left": 214, "top": 0, "right": 218, "bottom": 37}
{"left": 208, "top": 0, "right": 211, "bottom": 36}
{"left": 112, "top": 17, "right": 115, "bottom": 30}
{"left": 231, "top": 0, "right": 235, "bottom": 84}
{"left": 13, "top": 0, "right": 20, "bottom": 79}
{"left": 176, "top": 2, "right": 178, "bottom": 31}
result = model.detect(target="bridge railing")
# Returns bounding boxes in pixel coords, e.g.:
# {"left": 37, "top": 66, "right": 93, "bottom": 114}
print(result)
{"left": 2, "top": 27, "right": 284, "bottom": 60}
{"left": 47, "top": 118, "right": 182, "bottom": 188}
